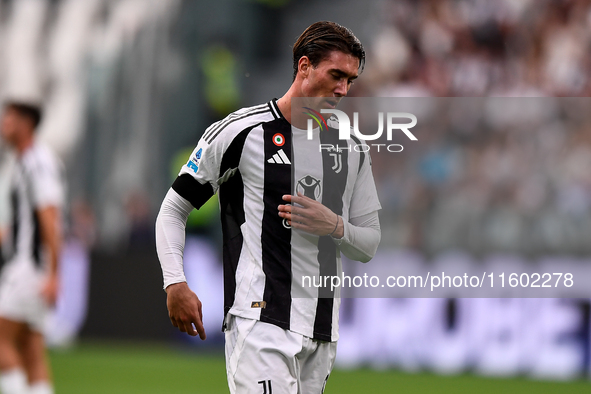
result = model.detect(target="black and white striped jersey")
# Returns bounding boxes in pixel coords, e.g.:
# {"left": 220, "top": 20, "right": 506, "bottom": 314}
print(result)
{"left": 3, "top": 142, "right": 65, "bottom": 270}
{"left": 173, "top": 99, "right": 381, "bottom": 342}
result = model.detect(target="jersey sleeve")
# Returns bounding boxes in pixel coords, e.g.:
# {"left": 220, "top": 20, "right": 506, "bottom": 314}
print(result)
{"left": 172, "top": 119, "right": 243, "bottom": 209}
{"left": 26, "top": 151, "right": 65, "bottom": 210}
{"left": 348, "top": 150, "right": 382, "bottom": 219}
{"left": 178, "top": 127, "right": 223, "bottom": 189}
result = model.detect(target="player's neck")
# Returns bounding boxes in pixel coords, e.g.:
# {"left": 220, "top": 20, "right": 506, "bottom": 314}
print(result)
{"left": 15, "top": 135, "right": 34, "bottom": 156}
{"left": 276, "top": 92, "right": 293, "bottom": 125}
{"left": 277, "top": 84, "right": 313, "bottom": 129}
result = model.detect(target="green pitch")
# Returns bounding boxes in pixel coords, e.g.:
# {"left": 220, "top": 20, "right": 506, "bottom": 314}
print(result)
{"left": 50, "top": 342, "right": 590, "bottom": 393}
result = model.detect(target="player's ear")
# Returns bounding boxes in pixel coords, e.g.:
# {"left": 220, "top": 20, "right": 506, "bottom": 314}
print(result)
{"left": 298, "top": 56, "right": 311, "bottom": 78}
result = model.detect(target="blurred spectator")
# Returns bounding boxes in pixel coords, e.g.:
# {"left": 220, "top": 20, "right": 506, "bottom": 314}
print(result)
{"left": 363, "top": 0, "right": 591, "bottom": 97}
{"left": 125, "top": 190, "right": 154, "bottom": 247}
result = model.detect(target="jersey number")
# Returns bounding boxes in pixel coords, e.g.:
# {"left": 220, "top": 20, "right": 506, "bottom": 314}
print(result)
{"left": 258, "top": 380, "right": 272, "bottom": 394}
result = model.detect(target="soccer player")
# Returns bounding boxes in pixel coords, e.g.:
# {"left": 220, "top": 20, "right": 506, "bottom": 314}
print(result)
{"left": 0, "top": 102, "right": 64, "bottom": 394}
{"left": 156, "top": 21, "right": 381, "bottom": 393}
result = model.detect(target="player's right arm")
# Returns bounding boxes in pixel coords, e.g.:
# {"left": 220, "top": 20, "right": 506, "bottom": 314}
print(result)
{"left": 155, "top": 116, "right": 240, "bottom": 338}
{"left": 155, "top": 168, "right": 215, "bottom": 339}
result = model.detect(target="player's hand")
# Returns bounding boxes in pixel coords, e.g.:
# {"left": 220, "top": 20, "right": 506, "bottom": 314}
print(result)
{"left": 278, "top": 193, "right": 343, "bottom": 238}
{"left": 40, "top": 273, "right": 59, "bottom": 306}
{"left": 165, "top": 282, "right": 206, "bottom": 340}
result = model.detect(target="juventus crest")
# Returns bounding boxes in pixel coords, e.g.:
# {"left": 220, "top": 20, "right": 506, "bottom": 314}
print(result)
{"left": 329, "top": 151, "right": 342, "bottom": 173}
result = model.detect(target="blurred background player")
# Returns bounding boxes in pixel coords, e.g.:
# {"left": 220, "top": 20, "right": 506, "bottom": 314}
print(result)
{"left": 0, "top": 102, "right": 64, "bottom": 394}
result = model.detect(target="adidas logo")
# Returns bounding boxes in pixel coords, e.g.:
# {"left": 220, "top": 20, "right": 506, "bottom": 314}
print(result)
{"left": 267, "top": 149, "right": 291, "bottom": 164}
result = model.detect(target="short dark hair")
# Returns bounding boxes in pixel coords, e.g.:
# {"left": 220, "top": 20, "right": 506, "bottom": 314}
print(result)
{"left": 5, "top": 101, "right": 42, "bottom": 129}
{"left": 292, "top": 21, "right": 365, "bottom": 81}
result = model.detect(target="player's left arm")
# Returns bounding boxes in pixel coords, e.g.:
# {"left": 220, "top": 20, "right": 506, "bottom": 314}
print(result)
{"left": 333, "top": 210, "right": 380, "bottom": 263}
{"left": 279, "top": 194, "right": 380, "bottom": 262}
{"left": 36, "top": 205, "right": 62, "bottom": 305}
{"left": 339, "top": 146, "right": 382, "bottom": 262}
{"left": 279, "top": 192, "right": 343, "bottom": 237}
{"left": 279, "top": 146, "right": 382, "bottom": 262}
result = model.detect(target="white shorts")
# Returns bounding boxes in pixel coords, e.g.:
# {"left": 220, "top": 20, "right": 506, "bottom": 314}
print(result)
{"left": 225, "top": 314, "right": 337, "bottom": 394}
{"left": 0, "top": 259, "right": 47, "bottom": 333}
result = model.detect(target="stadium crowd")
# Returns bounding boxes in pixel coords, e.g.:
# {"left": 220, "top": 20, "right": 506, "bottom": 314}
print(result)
{"left": 362, "top": 0, "right": 591, "bottom": 97}
{"left": 359, "top": 0, "right": 591, "bottom": 257}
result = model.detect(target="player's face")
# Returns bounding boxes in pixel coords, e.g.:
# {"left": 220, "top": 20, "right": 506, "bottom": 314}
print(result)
{"left": 300, "top": 50, "right": 359, "bottom": 109}
{"left": 0, "top": 107, "right": 21, "bottom": 145}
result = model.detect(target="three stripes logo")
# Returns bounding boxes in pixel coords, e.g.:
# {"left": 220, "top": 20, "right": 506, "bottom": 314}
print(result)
{"left": 267, "top": 149, "right": 291, "bottom": 165}
{"left": 251, "top": 301, "right": 267, "bottom": 308}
